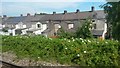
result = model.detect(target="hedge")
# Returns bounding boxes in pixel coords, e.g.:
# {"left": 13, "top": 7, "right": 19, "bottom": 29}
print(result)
{"left": 1, "top": 35, "right": 120, "bottom": 67}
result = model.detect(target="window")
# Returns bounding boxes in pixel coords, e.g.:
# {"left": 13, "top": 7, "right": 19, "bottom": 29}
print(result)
{"left": 37, "top": 24, "right": 41, "bottom": 28}
{"left": 93, "top": 24, "right": 96, "bottom": 29}
{"left": 54, "top": 24, "right": 61, "bottom": 29}
{"left": 46, "top": 21, "right": 49, "bottom": 23}
{"left": 68, "top": 24, "right": 74, "bottom": 29}
{"left": 54, "top": 24, "right": 61, "bottom": 33}
{"left": 92, "top": 20, "right": 95, "bottom": 22}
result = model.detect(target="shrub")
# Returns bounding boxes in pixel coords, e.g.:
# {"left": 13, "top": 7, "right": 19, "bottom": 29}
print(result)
{"left": 2, "top": 27, "right": 9, "bottom": 32}
{"left": 2, "top": 36, "right": 120, "bottom": 67}
{"left": 75, "top": 19, "right": 93, "bottom": 39}
{"left": 57, "top": 28, "right": 74, "bottom": 39}
{"left": 58, "top": 19, "right": 93, "bottom": 39}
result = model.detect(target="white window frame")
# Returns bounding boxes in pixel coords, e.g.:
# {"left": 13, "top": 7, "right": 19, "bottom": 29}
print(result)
{"left": 68, "top": 23, "right": 74, "bottom": 29}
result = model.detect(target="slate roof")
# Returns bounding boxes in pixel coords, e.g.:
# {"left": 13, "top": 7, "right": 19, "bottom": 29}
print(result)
{"left": 2, "top": 10, "right": 106, "bottom": 24}
{"left": 24, "top": 15, "right": 46, "bottom": 22}
{"left": 2, "top": 16, "right": 26, "bottom": 25}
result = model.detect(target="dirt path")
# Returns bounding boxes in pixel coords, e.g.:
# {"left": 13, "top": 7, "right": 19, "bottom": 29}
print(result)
{"left": 1, "top": 52, "right": 67, "bottom": 66}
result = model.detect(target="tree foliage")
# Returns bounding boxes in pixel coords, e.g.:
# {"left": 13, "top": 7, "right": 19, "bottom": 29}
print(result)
{"left": 75, "top": 19, "right": 93, "bottom": 39}
{"left": 102, "top": 1, "right": 120, "bottom": 40}
{"left": 2, "top": 27, "right": 9, "bottom": 32}
{"left": 58, "top": 20, "right": 93, "bottom": 39}
{"left": 57, "top": 27, "right": 74, "bottom": 39}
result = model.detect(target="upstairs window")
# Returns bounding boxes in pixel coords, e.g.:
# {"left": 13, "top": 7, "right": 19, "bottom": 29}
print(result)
{"left": 37, "top": 24, "right": 41, "bottom": 28}
{"left": 54, "top": 24, "right": 61, "bottom": 29}
{"left": 68, "top": 24, "right": 74, "bottom": 29}
{"left": 54, "top": 24, "right": 61, "bottom": 33}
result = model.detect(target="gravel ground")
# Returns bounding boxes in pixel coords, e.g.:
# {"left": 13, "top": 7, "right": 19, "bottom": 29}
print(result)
{"left": 1, "top": 52, "right": 67, "bottom": 66}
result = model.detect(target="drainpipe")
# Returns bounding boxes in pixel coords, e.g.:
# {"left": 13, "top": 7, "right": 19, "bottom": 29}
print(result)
{"left": 102, "top": 23, "right": 107, "bottom": 39}
{"left": 12, "top": 29, "right": 15, "bottom": 36}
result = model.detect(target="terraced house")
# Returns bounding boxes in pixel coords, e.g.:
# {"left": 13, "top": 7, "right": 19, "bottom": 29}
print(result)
{"left": 1, "top": 6, "right": 107, "bottom": 39}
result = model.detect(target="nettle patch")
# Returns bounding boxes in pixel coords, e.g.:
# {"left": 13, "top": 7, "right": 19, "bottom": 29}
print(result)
{"left": 2, "top": 35, "right": 120, "bottom": 67}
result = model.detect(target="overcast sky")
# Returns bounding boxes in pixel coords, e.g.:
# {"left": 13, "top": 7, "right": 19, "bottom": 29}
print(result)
{"left": 1, "top": 0, "right": 107, "bottom": 17}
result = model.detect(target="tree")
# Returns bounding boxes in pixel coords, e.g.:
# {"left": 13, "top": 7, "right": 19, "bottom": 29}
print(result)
{"left": 57, "top": 27, "right": 74, "bottom": 39}
{"left": 2, "top": 27, "right": 9, "bottom": 32}
{"left": 75, "top": 19, "right": 93, "bottom": 39}
{"left": 101, "top": 1, "right": 120, "bottom": 40}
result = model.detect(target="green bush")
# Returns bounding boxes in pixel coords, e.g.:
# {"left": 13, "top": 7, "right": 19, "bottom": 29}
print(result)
{"left": 58, "top": 19, "right": 93, "bottom": 39}
{"left": 57, "top": 28, "right": 74, "bottom": 39}
{"left": 2, "top": 35, "right": 120, "bottom": 67}
{"left": 2, "top": 27, "right": 9, "bottom": 32}
{"left": 75, "top": 19, "right": 93, "bottom": 39}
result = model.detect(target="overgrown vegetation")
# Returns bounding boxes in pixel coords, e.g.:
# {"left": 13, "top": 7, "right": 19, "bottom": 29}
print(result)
{"left": 58, "top": 28, "right": 74, "bottom": 39}
{"left": 2, "top": 35, "right": 120, "bottom": 67}
{"left": 2, "top": 27, "right": 9, "bottom": 32}
{"left": 102, "top": 2, "right": 120, "bottom": 41}
{"left": 75, "top": 20, "right": 93, "bottom": 39}
{"left": 58, "top": 19, "right": 93, "bottom": 39}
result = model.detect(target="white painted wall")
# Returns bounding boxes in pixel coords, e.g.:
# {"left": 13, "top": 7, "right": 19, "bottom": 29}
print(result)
{"left": 8, "top": 29, "right": 12, "bottom": 33}
{"left": 31, "top": 24, "right": 36, "bottom": 29}
{"left": 36, "top": 22, "right": 42, "bottom": 29}
{"left": 27, "top": 23, "right": 47, "bottom": 35}
{"left": 32, "top": 24, "right": 47, "bottom": 35}
{"left": 41, "top": 24, "right": 47, "bottom": 32}
{"left": 15, "top": 22, "right": 26, "bottom": 29}
{"left": 21, "top": 29, "right": 28, "bottom": 35}
{"left": 15, "top": 25, "right": 19, "bottom": 29}
{"left": 12, "top": 29, "right": 15, "bottom": 36}
{"left": 8, "top": 29, "right": 15, "bottom": 36}
{"left": 34, "top": 30, "right": 41, "bottom": 35}
{"left": 0, "top": 31, "right": 9, "bottom": 35}
{"left": 23, "top": 25, "right": 26, "bottom": 28}
{"left": 31, "top": 22, "right": 42, "bottom": 29}
{"left": 2, "top": 25, "right": 5, "bottom": 28}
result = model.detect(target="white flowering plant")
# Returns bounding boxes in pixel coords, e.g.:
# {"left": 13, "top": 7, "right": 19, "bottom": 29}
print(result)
{"left": 1, "top": 35, "right": 120, "bottom": 66}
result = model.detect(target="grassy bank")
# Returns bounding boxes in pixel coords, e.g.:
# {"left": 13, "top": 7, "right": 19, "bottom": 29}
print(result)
{"left": 1, "top": 35, "right": 120, "bottom": 67}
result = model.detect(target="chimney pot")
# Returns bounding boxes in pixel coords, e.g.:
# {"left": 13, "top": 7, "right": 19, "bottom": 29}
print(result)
{"left": 27, "top": 13, "right": 30, "bottom": 16}
{"left": 64, "top": 10, "right": 67, "bottom": 14}
{"left": 53, "top": 12, "right": 56, "bottom": 15}
{"left": 3, "top": 15, "right": 7, "bottom": 18}
{"left": 20, "top": 14, "right": 23, "bottom": 16}
{"left": 91, "top": 6, "right": 95, "bottom": 12}
{"left": 34, "top": 13, "right": 37, "bottom": 16}
{"left": 76, "top": 9, "right": 80, "bottom": 13}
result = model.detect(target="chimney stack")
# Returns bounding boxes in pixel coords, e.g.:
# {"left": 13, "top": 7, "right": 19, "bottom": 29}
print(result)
{"left": 20, "top": 14, "right": 23, "bottom": 16}
{"left": 53, "top": 12, "right": 56, "bottom": 15}
{"left": 91, "top": 6, "right": 95, "bottom": 12}
{"left": 76, "top": 9, "right": 80, "bottom": 13}
{"left": 3, "top": 15, "right": 7, "bottom": 18}
{"left": 34, "top": 13, "right": 37, "bottom": 15}
{"left": 27, "top": 13, "right": 30, "bottom": 16}
{"left": 64, "top": 10, "right": 67, "bottom": 14}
